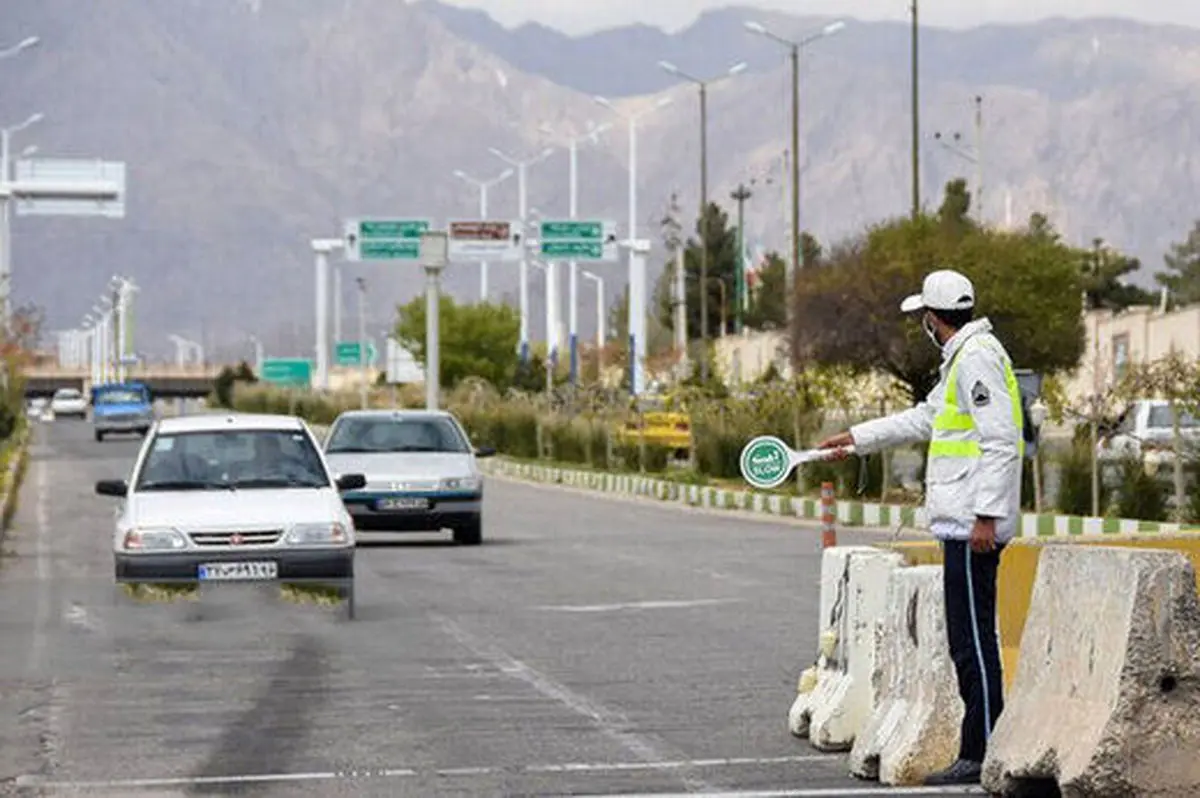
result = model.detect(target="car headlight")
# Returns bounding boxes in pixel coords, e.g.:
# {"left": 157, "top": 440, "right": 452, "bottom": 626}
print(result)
{"left": 284, "top": 522, "right": 348, "bottom": 546}
{"left": 121, "top": 527, "right": 186, "bottom": 551}
{"left": 439, "top": 476, "right": 482, "bottom": 492}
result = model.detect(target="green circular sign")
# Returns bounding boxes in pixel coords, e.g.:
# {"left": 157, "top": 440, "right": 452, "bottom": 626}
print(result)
{"left": 739, "top": 435, "right": 794, "bottom": 489}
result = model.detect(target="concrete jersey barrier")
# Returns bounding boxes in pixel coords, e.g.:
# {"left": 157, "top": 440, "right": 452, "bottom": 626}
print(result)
{"left": 849, "top": 565, "right": 962, "bottom": 785}
{"left": 788, "top": 546, "right": 904, "bottom": 750}
{"left": 982, "top": 546, "right": 1200, "bottom": 796}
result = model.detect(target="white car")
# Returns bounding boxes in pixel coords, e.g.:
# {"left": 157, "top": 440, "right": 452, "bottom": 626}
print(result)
{"left": 1098, "top": 399, "right": 1200, "bottom": 467}
{"left": 50, "top": 388, "right": 88, "bottom": 419}
{"left": 94, "top": 413, "right": 367, "bottom": 618}
{"left": 323, "top": 409, "right": 493, "bottom": 545}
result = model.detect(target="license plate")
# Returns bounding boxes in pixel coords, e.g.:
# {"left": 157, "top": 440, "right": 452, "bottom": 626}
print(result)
{"left": 377, "top": 497, "right": 429, "bottom": 511}
{"left": 198, "top": 561, "right": 278, "bottom": 581}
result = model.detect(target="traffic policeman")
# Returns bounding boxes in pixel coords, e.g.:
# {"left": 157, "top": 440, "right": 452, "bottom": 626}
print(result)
{"left": 818, "top": 268, "right": 1023, "bottom": 786}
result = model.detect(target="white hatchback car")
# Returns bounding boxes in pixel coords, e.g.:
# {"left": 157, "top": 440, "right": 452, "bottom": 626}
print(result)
{"left": 95, "top": 413, "right": 367, "bottom": 618}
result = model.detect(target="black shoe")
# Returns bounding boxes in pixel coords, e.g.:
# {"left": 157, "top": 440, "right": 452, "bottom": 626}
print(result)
{"left": 924, "top": 758, "right": 982, "bottom": 785}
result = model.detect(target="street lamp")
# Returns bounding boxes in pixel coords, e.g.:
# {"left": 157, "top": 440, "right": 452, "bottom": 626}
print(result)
{"left": 528, "top": 260, "right": 555, "bottom": 393}
{"left": 538, "top": 122, "right": 611, "bottom": 386}
{"left": 419, "top": 231, "right": 449, "bottom": 411}
{"left": 488, "top": 146, "right": 555, "bottom": 365}
{"left": 593, "top": 94, "right": 673, "bottom": 395}
{"left": 0, "top": 37, "right": 39, "bottom": 60}
{"left": 743, "top": 19, "right": 843, "bottom": 325}
{"left": 453, "top": 167, "right": 514, "bottom": 300}
{"left": 657, "top": 60, "right": 747, "bottom": 383}
{"left": 310, "top": 237, "right": 344, "bottom": 391}
{"left": 582, "top": 270, "right": 605, "bottom": 378}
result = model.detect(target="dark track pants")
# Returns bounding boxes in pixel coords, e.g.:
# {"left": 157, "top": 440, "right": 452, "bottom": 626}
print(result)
{"left": 941, "top": 539, "right": 1005, "bottom": 763}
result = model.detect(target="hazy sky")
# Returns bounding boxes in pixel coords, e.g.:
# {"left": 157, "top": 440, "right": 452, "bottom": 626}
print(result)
{"left": 437, "top": 0, "right": 1200, "bottom": 34}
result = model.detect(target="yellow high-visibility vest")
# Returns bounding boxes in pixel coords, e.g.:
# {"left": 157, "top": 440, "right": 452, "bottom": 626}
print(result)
{"left": 928, "top": 336, "right": 1024, "bottom": 462}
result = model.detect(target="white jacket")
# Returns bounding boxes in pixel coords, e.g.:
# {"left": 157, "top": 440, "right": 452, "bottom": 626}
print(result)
{"left": 849, "top": 318, "right": 1024, "bottom": 543}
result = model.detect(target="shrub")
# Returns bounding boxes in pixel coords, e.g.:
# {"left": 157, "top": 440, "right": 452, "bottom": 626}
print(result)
{"left": 1113, "top": 457, "right": 1168, "bottom": 522}
{"left": 1055, "top": 442, "right": 1109, "bottom": 516}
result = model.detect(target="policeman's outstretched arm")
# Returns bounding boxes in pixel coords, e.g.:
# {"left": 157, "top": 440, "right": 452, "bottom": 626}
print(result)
{"left": 818, "top": 401, "right": 936, "bottom": 454}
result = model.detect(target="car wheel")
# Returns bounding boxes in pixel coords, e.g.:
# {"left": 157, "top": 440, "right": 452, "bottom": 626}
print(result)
{"left": 94, "top": 431, "right": 104, "bottom": 442}
{"left": 453, "top": 517, "right": 483, "bottom": 546}
{"left": 338, "top": 582, "right": 356, "bottom": 620}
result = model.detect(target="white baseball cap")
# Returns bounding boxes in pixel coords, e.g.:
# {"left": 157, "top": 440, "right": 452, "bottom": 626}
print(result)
{"left": 900, "top": 269, "right": 975, "bottom": 313}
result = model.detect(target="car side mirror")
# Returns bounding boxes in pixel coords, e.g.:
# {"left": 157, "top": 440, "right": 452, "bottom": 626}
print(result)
{"left": 336, "top": 473, "right": 367, "bottom": 491}
{"left": 95, "top": 479, "right": 128, "bottom": 498}
{"left": 474, "top": 445, "right": 497, "bottom": 458}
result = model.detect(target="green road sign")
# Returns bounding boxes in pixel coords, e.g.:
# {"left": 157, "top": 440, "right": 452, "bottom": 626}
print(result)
{"left": 335, "top": 340, "right": 377, "bottom": 366}
{"left": 359, "top": 219, "right": 428, "bottom": 239}
{"left": 261, "top": 358, "right": 312, "bottom": 387}
{"left": 360, "top": 240, "right": 420, "bottom": 260}
{"left": 540, "top": 220, "right": 602, "bottom": 240}
{"left": 344, "top": 218, "right": 429, "bottom": 261}
{"left": 541, "top": 240, "right": 604, "bottom": 259}
{"left": 739, "top": 435, "right": 794, "bottom": 490}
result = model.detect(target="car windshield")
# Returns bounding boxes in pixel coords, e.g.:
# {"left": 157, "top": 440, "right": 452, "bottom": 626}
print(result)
{"left": 135, "top": 428, "right": 330, "bottom": 490}
{"left": 96, "top": 389, "right": 146, "bottom": 404}
{"left": 1147, "top": 405, "right": 1200, "bottom": 430}
{"left": 326, "top": 416, "right": 471, "bottom": 454}
{"left": 55, "top": 390, "right": 81, "bottom": 400}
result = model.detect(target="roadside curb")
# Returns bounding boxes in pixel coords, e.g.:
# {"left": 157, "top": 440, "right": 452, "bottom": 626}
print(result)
{"left": 478, "top": 458, "right": 1197, "bottom": 538}
{"left": 0, "top": 422, "right": 32, "bottom": 536}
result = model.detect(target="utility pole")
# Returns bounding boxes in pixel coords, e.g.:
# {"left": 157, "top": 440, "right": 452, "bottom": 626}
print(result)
{"left": 910, "top": 0, "right": 921, "bottom": 219}
{"left": 699, "top": 83, "right": 710, "bottom": 381}
{"left": 731, "top": 184, "right": 752, "bottom": 334}
{"left": 974, "top": 94, "right": 984, "bottom": 223}
{"left": 356, "top": 277, "right": 368, "bottom": 410}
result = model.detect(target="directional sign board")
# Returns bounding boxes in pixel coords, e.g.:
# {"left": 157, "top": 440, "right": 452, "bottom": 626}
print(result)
{"left": 260, "top": 358, "right": 312, "bottom": 388}
{"left": 448, "top": 220, "right": 522, "bottom": 262}
{"left": 335, "top": 340, "right": 378, "bottom": 366}
{"left": 343, "top": 218, "right": 429, "bottom": 262}
{"left": 539, "top": 220, "right": 618, "bottom": 261}
{"left": 14, "top": 158, "right": 126, "bottom": 218}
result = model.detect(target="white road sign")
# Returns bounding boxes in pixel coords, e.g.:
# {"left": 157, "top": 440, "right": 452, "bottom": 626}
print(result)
{"left": 14, "top": 158, "right": 126, "bottom": 218}
{"left": 448, "top": 220, "right": 522, "bottom": 262}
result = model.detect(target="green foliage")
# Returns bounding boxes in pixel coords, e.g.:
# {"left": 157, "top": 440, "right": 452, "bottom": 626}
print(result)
{"left": 394, "top": 297, "right": 520, "bottom": 390}
{"left": 744, "top": 252, "right": 787, "bottom": 331}
{"left": 1055, "top": 442, "right": 1109, "bottom": 516}
{"left": 793, "top": 180, "right": 1086, "bottom": 401}
{"left": 1157, "top": 220, "right": 1200, "bottom": 306}
{"left": 1081, "top": 237, "right": 1155, "bottom": 311}
{"left": 1114, "top": 457, "right": 1169, "bottom": 522}
{"left": 663, "top": 202, "right": 739, "bottom": 340}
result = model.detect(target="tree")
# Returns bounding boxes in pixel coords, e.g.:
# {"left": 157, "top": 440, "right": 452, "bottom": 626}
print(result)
{"left": 799, "top": 232, "right": 823, "bottom": 269}
{"left": 656, "top": 202, "right": 740, "bottom": 340}
{"left": 793, "top": 180, "right": 1086, "bottom": 402}
{"left": 394, "top": 297, "right": 520, "bottom": 390}
{"left": 937, "top": 177, "right": 976, "bottom": 239}
{"left": 744, "top": 251, "right": 787, "bottom": 330}
{"left": 1081, "top": 237, "right": 1155, "bottom": 311}
{"left": 1157, "top": 220, "right": 1200, "bottom": 306}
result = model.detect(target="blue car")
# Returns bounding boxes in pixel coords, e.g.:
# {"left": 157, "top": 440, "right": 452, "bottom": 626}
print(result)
{"left": 92, "top": 382, "right": 155, "bottom": 442}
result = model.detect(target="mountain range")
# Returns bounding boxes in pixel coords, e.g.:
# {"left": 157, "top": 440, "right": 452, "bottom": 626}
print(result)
{"left": 4, "top": 0, "right": 1200, "bottom": 360}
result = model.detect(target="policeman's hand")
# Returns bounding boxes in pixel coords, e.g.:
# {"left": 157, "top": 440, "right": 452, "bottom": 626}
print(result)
{"left": 817, "top": 432, "right": 854, "bottom": 460}
{"left": 970, "top": 517, "right": 997, "bottom": 553}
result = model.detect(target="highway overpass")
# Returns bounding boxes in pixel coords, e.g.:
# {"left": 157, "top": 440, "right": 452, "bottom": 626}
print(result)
{"left": 23, "top": 365, "right": 224, "bottom": 399}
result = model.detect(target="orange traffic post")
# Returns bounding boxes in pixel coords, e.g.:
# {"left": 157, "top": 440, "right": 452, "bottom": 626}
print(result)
{"left": 820, "top": 481, "right": 837, "bottom": 548}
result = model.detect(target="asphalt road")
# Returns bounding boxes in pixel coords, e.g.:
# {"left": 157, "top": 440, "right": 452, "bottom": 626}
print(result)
{"left": 0, "top": 420, "right": 982, "bottom": 797}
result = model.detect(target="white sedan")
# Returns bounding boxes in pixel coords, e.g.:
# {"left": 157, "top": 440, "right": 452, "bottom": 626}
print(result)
{"left": 94, "top": 413, "right": 367, "bottom": 618}
{"left": 50, "top": 388, "right": 88, "bottom": 419}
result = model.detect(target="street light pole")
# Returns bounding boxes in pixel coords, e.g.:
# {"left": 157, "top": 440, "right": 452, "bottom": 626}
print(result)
{"left": 658, "top": 61, "right": 747, "bottom": 384}
{"left": 453, "top": 167, "right": 514, "bottom": 300}
{"left": 0, "top": 111, "right": 44, "bottom": 329}
{"left": 911, "top": 0, "right": 921, "bottom": 219}
{"left": 594, "top": 95, "right": 672, "bottom": 396}
{"left": 310, "top": 238, "right": 343, "bottom": 392}
{"left": 583, "top": 270, "right": 605, "bottom": 379}
{"left": 420, "top": 231, "right": 448, "bottom": 411}
{"left": 488, "top": 146, "right": 555, "bottom": 366}
{"left": 730, "top": 183, "right": 751, "bottom": 333}
{"left": 356, "top": 276, "right": 368, "bottom": 409}
{"left": 744, "top": 19, "right": 844, "bottom": 331}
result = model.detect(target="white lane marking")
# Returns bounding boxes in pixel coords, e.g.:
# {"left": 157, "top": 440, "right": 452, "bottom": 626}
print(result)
{"left": 26, "top": 457, "right": 50, "bottom": 675}
{"left": 64, "top": 601, "right": 98, "bottom": 632}
{"left": 13, "top": 755, "right": 838, "bottom": 791}
{"left": 436, "top": 613, "right": 715, "bottom": 792}
{"left": 536, "top": 598, "right": 742, "bottom": 613}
